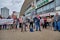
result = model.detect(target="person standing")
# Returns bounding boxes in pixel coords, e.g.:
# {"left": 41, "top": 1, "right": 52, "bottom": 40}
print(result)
{"left": 29, "top": 17, "right": 34, "bottom": 31}
{"left": 19, "top": 16, "right": 23, "bottom": 32}
{"left": 54, "top": 13, "right": 60, "bottom": 32}
{"left": 44, "top": 17, "right": 47, "bottom": 29}
{"left": 40, "top": 17, "right": 44, "bottom": 29}
{"left": 12, "top": 13, "right": 17, "bottom": 29}
{"left": 7, "top": 16, "right": 11, "bottom": 30}
{"left": 30, "top": 17, "right": 33, "bottom": 28}
{"left": 3, "top": 17, "right": 7, "bottom": 30}
{"left": 0, "top": 15, "right": 2, "bottom": 30}
{"left": 22, "top": 15, "right": 27, "bottom": 32}
{"left": 47, "top": 17, "right": 52, "bottom": 29}
{"left": 33, "top": 14, "right": 41, "bottom": 31}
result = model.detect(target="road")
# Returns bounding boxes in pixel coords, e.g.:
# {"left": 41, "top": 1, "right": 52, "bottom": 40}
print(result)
{"left": 0, "top": 29, "right": 60, "bottom": 40}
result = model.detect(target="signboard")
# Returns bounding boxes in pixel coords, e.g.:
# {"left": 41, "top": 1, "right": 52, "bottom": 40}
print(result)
{"left": 40, "top": 13, "right": 50, "bottom": 17}
{"left": 0, "top": 19, "right": 13, "bottom": 25}
{"left": 56, "top": 6, "right": 60, "bottom": 11}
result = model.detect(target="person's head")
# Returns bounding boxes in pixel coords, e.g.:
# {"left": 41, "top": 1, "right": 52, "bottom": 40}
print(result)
{"left": 47, "top": 17, "right": 49, "bottom": 18}
{"left": 0, "top": 15, "right": 2, "bottom": 18}
{"left": 23, "top": 14, "right": 25, "bottom": 16}
{"left": 19, "top": 16, "right": 21, "bottom": 18}
{"left": 56, "top": 13, "right": 59, "bottom": 16}
{"left": 40, "top": 17, "right": 41, "bottom": 19}
{"left": 30, "top": 16, "right": 32, "bottom": 19}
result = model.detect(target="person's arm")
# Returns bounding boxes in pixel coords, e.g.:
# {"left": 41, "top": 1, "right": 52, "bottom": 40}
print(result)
{"left": 58, "top": 15, "right": 60, "bottom": 21}
{"left": 53, "top": 16, "right": 55, "bottom": 22}
{"left": 33, "top": 18, "right": 35, "bottom": 23}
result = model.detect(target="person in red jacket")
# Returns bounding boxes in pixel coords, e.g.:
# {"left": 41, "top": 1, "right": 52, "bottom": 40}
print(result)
{"left": 44, "top": 17, "right": 47, "bottom": 29}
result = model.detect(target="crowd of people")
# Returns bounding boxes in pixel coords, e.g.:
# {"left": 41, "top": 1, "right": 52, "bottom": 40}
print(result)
{"left": 0, "top": 13, "right": 60, "bottom": 32}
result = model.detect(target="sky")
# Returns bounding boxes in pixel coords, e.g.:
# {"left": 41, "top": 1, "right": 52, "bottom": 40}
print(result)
{"left": 0, "top": 0, "right": 24, "bottom": 15}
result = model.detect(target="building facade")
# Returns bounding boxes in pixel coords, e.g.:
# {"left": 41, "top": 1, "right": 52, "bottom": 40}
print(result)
{"left": 24, "top": 0, "right": 36, "bottom": 18}
{"left": 20, "top": 0, "right": 34, "bottom": 16}
{"left": 1, "top": 7, "right": 9, "bottom": 18}
{"left": 20, "top": 0, "right": 60, "bottom": 17}
{"left": 36, "top": 0, "right": 60, "bottom": 16}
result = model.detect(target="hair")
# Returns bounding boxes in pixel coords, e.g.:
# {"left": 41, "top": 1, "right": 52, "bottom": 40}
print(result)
{"left": 23, "top": 14, "right": 25, "bottom": 16}
{"left": 40, "top": 17, "right": 42, "bottom": 19}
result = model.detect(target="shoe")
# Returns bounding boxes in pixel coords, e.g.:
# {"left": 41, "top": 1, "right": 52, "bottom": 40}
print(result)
{"left": 54, "top": 30, "right": 56, "bottom": 31}
{"left": 39, "top": 30, "right": 41, "bottom": 31}
{"left": 36, "top": 30, "right": 38, "bottom": 31}
{"left": 59, "top": 30, "right": 60, "bottom": 32}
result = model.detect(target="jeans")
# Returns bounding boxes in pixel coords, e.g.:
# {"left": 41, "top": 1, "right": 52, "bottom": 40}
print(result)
{"left": 57, "top": 21, "right": 60, "bottom": 31}
{"left": 54, "top": 21, "right": 58, "bottom": 30}
{"left": 23, "top": 23, "right": 26, "bottom": 31}
{"left": 35, "top": 23, "right": 41, "bottom": 31}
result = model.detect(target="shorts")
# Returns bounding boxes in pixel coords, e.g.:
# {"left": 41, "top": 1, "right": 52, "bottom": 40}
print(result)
{"left": 19, "top": 23, "right": 23, "bottom": 28}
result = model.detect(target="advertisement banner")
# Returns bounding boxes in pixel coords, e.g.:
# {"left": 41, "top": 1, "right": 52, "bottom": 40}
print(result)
{"left": 0, "top": 19, "right": 13, "bottom": 25}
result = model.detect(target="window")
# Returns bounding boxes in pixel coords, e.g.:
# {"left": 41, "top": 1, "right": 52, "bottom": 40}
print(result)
{"left": 56, "top": 0, "right": 60, "bottom": 7}
{"left": 49, "top": 2, "right": 55, "bottom": 9}
{"left": 40, "top": 8, "right": 43, "bottom": 12}
{"left": 42, "top": 6, "right": 46, "bottom": 11}
{"left": 37, "top": 7, "right": 42, "bottom": 13}
{"left": 46, "top": 4, "right": 50, "bottom": 10}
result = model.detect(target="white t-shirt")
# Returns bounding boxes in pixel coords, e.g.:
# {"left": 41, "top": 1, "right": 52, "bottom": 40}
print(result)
{"left": 22, "top": 16, "right": 26, "bottom": 23}
{"left": 40, "top": 19, "right": 44, "bottom": 24}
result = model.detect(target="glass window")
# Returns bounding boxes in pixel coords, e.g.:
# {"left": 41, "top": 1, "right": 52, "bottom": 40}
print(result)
{"left": 37, "top": 7, "right": 43, "bottom": 13}
{"left": 37, "top": 9, "right": 40, "bottom": 13}
{"left": 40, "top": 8, "right": 43, "bottom": 12}
{"left": 46, "top": 4, "right": 50, "bottom": 10}
{"left": 56, "top": 0, "right": 60, "bottom": 7}
{"left": 42, "top": 6, "right": 46, "bottom": 11}
{"left": 49, "top": 2, "right": 55, "bottom": 9}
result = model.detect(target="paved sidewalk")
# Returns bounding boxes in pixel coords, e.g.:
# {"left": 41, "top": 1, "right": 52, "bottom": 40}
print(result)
{"left": 0, "top": 29, "right": 60, "bottom": 40}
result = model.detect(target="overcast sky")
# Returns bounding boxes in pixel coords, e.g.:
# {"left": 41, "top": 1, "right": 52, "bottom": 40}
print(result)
{"left": 0, "top": 0, "right": 24, "bottom": 15}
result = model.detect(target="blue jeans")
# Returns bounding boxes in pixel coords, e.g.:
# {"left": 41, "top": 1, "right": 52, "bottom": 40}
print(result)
{"left": 54, "top": 21, "right": 58, "bottom": 30}
{"left": 35, "top": 23, "right": 41, "bottom": 31}
{"left": 57, "top": 21, "right": 60, "bottom": 31}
